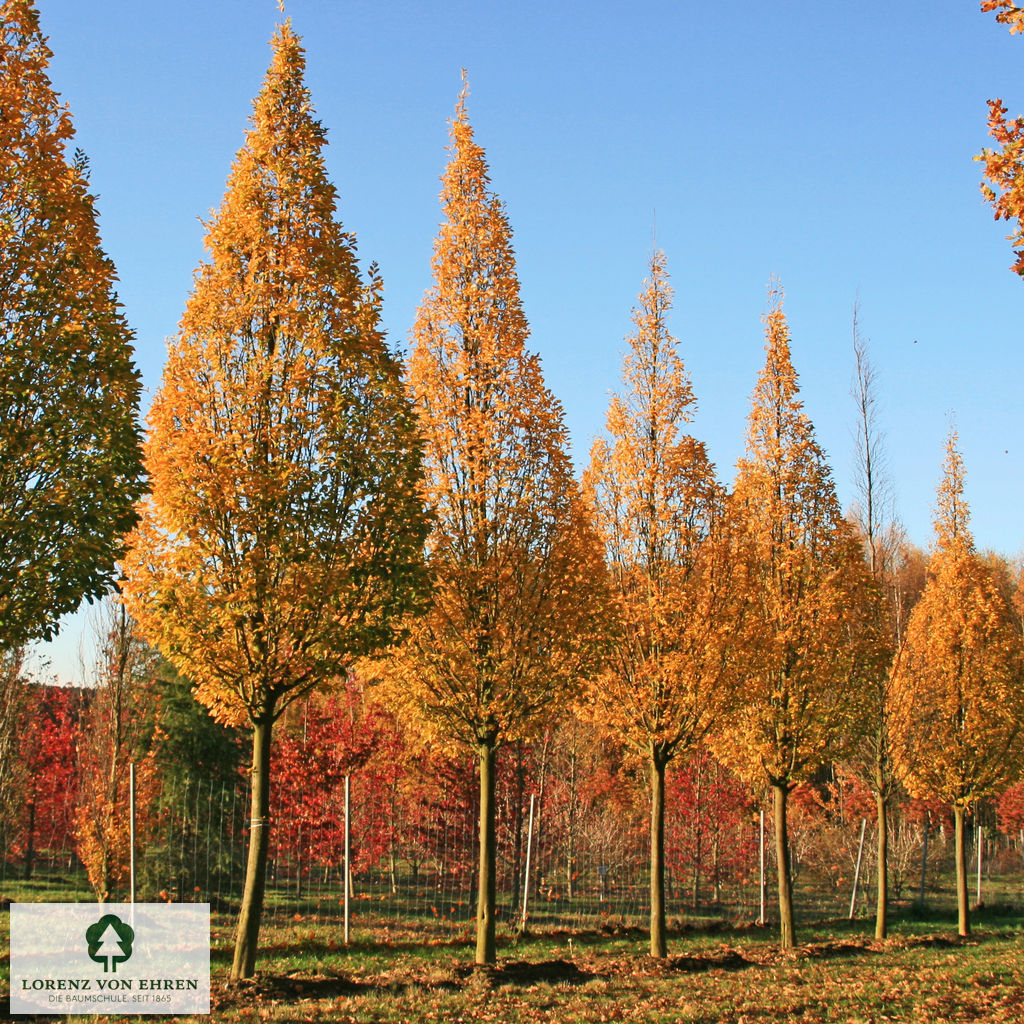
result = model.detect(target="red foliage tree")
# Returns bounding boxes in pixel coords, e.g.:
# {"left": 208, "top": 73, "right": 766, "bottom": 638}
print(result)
{"left": 13, "top": 683, "right": 80, "bottom": 876}
{"left": 664, "top": 748, "right": 754, "bottom": 909}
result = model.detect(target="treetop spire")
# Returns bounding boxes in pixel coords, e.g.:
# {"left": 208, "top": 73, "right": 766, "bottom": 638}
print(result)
{"left": 933, "top": 425, "right": 973, "bottom": 555}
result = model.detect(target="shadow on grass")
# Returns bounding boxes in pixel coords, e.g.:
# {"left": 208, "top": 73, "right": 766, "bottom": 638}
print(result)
{"left": 212, "top": 957, "right": 600, "bottom": 1011}
{"left": 455, "top": 958, "right": 599, "bottom": 988}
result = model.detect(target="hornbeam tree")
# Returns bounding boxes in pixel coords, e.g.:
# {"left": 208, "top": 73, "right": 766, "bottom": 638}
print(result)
{"left": 845, "top": 315, "right": 902, "bottom": 940}
{"left": 890, "top": 430, "right": 1024, "bottom": 937}
{"left": 719, "top": 287, "right": 879, "bottom": 950}
{"left": 383, "top": 80, "right": 604, "bottom": 965}
{"left": 121, "top": 22, "right": 430, "bottom": 980}
{"left": 0, "top": 0, "right": 143, "bottom": 649}
{"left": 73, "top": 599, "right": 160, "bottom": 903}
{"left": 585, "top": 250, "right": 735, "bottom": 958}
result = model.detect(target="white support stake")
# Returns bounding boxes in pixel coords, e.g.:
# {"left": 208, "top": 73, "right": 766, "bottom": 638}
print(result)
{"left": 849, "top": 818, "right": 867, "bottom": 919}
{"left": 129, "top": 763, "right": 136, "bottom": 905}
{"left": 976, "top": 824, "right": 983, "bottom": 907}
{"left": 520, "top": 794, "right": 536, "bottom": 933}
{"left": 344, "top": 774, "right": 351, "bottom": 945}
{"left": 759, "top": 809, "right": 766, "bottom": 926}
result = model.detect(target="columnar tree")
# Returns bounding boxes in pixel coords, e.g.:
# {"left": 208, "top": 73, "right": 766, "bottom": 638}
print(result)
{"left": 386, "top": 81, "right": 604, "bottom": 965}
{"left": 0, "top": 0, "right": 143, "bottom": 649}
{"left": 845, "top": 316, "right": 902, "bottom": 939}
{"left": 121, "top": 22, "right": 429, "bottom": 979}
{"left": 890, "top": 430, "right": 1024, "bottom": 937}
{"left": 585, "top": 250, "right": 734, "bottom": 958}
{"left": 73, "top": 599, "right": 159, "bottom": 903}
{"left": 720, "top": 288, "right": 878, "bottom": 950}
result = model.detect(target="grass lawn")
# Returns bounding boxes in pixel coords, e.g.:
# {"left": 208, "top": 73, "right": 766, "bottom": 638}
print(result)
{"left": 4, "top": 906, "right": 1023, "bottom": 1023}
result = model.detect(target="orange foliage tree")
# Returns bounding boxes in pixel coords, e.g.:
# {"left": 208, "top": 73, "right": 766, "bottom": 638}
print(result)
{"left": 890, "top": 430, "right": 1024, "bottom": 937}
{"left": 585, "top": 250, "right": 735, "bottom": 957}
{"left": 73, "top": 600, "right": 160, "bottom": 903}
{"left": 383, "top": 81, "right": 604, "bottom": 965}
{"left": 719, "top": 288, "right": 879, "bottom": 950}
{"left": 121, "top": 22, "right": 429, "bottom": 979}
{"left": 0, "top": 0, "right": 143, "bottom": 650}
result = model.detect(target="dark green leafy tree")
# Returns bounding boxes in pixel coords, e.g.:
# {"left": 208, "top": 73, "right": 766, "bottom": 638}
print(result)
{"left": 0, "top": 0, "right": 143, "bottom": 649}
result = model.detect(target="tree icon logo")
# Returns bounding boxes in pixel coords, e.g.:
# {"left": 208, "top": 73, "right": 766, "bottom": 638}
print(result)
{"left": 85, "top": 914, "right": 135, "bottom": 973}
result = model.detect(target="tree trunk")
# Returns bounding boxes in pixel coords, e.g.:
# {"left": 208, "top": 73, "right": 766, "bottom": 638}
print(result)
{"left": 875, "top": 790, "right": 888, "bottom": 940}
{"left": 954, "top": 804, "right": 970, "bottom": 937}
{"left": 650, "top": 752, "right": 667, "bottom": 958}
{"left": 476, "top": 741, "right": 497, "bottom": 965}
{"left": 773, "top": 782, "right": 796, "bottom": 950}
{"left": 510, "top": 745, "right": 525, "bottom": 918}
{"left": 23, "top": 800, "right": 35, "bottom": 881}
{"left": 230, "top": 717, "right": 273, "bottom": 981}
{"left": 566, "top": 741, "right": 577, "bottom": 900}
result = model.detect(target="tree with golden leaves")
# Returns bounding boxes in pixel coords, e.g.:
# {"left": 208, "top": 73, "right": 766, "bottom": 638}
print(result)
{"left": 120, "top": 22, "right": 429, "bottom": 979}
{"left": 585, "top": 250, "right": 734, "bottom": 958}
{"left": 0, "top": 0, "right": 143, "bottom": 650}
{"left": 387, "top": 81, "right": 603, "bottom": 966}
{"left": 720, "top": 288, "right": 878, "bottom": 950}
{"left": 890, "top": 430, "right": 1024, "bottom": 937}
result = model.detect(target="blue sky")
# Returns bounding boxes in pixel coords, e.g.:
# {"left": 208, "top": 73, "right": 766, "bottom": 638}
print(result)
{"left": 27, "top": 0, "right": 1024, "bottom": 682}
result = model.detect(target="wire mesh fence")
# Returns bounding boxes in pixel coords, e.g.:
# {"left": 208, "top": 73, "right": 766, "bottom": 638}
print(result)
{"left": 4, "top": 759, "right": 1024, "bottom": 937}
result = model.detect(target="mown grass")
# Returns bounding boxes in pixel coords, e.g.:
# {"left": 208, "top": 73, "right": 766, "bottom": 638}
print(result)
{"left": 4, "top": 905, "right": 1023, "bottom": 1023}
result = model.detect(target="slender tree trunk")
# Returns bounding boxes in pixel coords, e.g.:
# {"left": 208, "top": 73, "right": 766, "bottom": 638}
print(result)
{"left": 773, "top": 782, "right": 796, "bottom": 950}
{"left": 650, "top": 751, "right": 667, "bottom": 958}
{"left": 875, "top": 790, "right": 888, "bottom": 940}
{"left": 23, "top": 800, "right": 35, "bottom": 881}
{"left": 918, "top": 823, "right": 929, "bottom": 907}
{"left": 231, "top": 717, "right": 273, "bottom": 981}
{"left": 954, "top": 805, "right": 970, "bottom": 937}
{"left": 476, "top": 741, "right": 497, "bottom": 965}
{"left": 692, "top": 755, "right": 704, "bottom": 912}
{"left": 510, "top": 745, "right": 525, "bottom": 917}
{"left": 566, "top": 742, "right": 577, "bottom": 900}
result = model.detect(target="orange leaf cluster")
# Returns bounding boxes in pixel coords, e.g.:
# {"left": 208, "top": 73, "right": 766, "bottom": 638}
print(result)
{"left": 977, "top": 2, "right": 1024, "bottom": 275}
{"left": 976, "top": 99, "right": 1024, "bottom": 276}
{"left": 981, "top": 0, "right": 1024, "bottom": 33}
